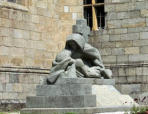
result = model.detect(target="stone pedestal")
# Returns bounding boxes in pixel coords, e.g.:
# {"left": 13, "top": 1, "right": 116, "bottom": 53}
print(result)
{"left": 21, "top": 78, "right": 137, "bottom": 114}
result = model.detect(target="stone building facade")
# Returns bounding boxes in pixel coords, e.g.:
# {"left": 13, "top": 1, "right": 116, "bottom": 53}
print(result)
{"left": 89, "top": 0, "right": 148, "bottom": 98}
{"left": 0, "top": 0, "right": 148, "bottom": 109}
{"left": 0, "top": 0, "right": 82, "bottom": 109}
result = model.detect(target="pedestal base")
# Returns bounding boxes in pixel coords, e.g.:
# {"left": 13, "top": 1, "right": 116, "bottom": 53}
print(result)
{"left": 21, "top": 106, "right": 132, "bottom": 114}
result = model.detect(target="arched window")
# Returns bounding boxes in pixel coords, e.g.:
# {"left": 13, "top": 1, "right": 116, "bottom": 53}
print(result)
{"left": 84, "top": 0, "right": 105, "bottom": 31}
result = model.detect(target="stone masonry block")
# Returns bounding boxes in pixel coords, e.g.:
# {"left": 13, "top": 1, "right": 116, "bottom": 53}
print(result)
{"left": 140, "top": 32, "right": 148, "bottom": 39}
{"left": 116, "top": 41, "right": 133, "bottom": 48}
{"left": 127, "top": 76, "right": 136, "bottom": 83}
{"left": 118, "top": 68, "right": 128, "bottom": 76}
{"left": 105, "top": 4, "right": 116, "bottom": 12}
{"left": 125, "top": 47, "right": 139, "bottom": 54}
{"left": 120, "top": 33, "right": 139, "bottom": 41}
{"left": 141, "top": 84, "right": 148, "bottom": 92}
{"left": 129, "top": 11, "right": 141, "bottom": 18}
{"left": 116, "top": 12, "right": 129, "bottom": 19}
{"left": 99, "top": 35, "right": 109, "bottom": 42}
{"left": 107, "top": 20, "right": 121, "bottom": 29}
{"left": 112, "top": 0, "right": 129, "bottom": 3}
{"left": 106, "top": 12, "right": 117, "bottom": 20}
{"left": 111, "top": 48, "right": 124, "bottom": 55}
{"left": 136, "top": 67, "right": 143, "bottom": 76}
{"left": 141, "top": 9, "right": 148, "bottom": 17}
{"left": 100, "top": 48, "right": 112, "bottom": 56}
{"left": 26, "top": 95, "right": 96, "bottom": 108}
{"left": 140, "top": 46, "right": 148, "bottom": 54}
{"left": 135, "top": 1, "right": 146, "bottom": 10}
{"left": 120, "top": 84, "right": 141, "bottom": 94}
{"left": 36, "top": 84, "right": 92, "bottom": 96}
{"left": 117, "top": 77, "right": 127, "bottom": 83}
{"left": 9, "top": 73, "right": 19, "bottom": 83}
{"left": 55, "top": 78, "right": 115, "bottom": 85}
{"left": 129, "top": 54, "right": 148, "bottom": 62}
{"left": 110, "top": 34, "right": 120, "bottom": 41}
{"left": 133, "top": 40, "right": 148, "bottom": 46}
{"left": 108, "top": 28, "right": 127, "bottom": 35}
{"left": 128, "top": 68, "right": 136, "bottom": 76}
{"left": 117, "top": 55, "right": 128, "bottom": 63}
{"left": 102, "top": 55, "right": 116, "bottom": 63}
{"left": 116, "top": 3, "right": 128, "bottom": 12}
{"left": 102, "top": 42, "right": 116, "bottom": 48}
{"left": 121, "top": 18, "right": 146, "bottom": 28}
{"left": 143, "top": 67, "right": 148, "bottom": 76}
{"left": 128, "top": 27, "right": 148, "bottom": 33}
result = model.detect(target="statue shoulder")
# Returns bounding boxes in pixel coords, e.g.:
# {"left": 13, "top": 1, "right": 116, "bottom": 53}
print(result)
{"left": 83, "top": 43, "right": 100, "bottom": 59}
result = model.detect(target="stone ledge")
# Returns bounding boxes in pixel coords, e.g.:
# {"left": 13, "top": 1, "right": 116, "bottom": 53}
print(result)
{"left": 21, "top": 106, "right": 132, "bottom": 114}
{"left": 55, "top": 78, "right": 115, "bottom": 85}
{"left": 0, "top": 99, "right": 25, "bottom": 111}
{"left": 0, "top": 66, "right": 49, "bottom": 74}
{"left": 0, "top": 1, "right": 28, "bottom": 12}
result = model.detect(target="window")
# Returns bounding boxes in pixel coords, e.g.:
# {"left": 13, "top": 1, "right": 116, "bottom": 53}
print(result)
{"left": 84, "top": 0, "right": 105, "bottom": 31}
{"left": 0, "top": 0, "right": 26, "bottom": 5}
{"left": 0, "top": 0, "right": 28, "bottom": 11}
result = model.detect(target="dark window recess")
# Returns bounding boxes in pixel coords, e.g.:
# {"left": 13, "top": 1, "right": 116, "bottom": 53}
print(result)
{"left": 96, "top": 5, "right": 105, "bottom": 29}
{"left": 95, "top": 0, "right": 104, "bottom": 3}
{"left": 84, "top": 7, "right": 92, "bottom": 29}
{"left": 84, "top": 0, "right": 91, "bottom": 5}
{"left": 7, "top": 0, "right": 16, "bottom": 2}
{"left": 84, "top": 0, "right": 105, "bottom": 30}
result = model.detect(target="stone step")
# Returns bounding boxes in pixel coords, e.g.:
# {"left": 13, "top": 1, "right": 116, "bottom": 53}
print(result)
{"left": 36, "top": 84, "right": 92, "bottom": 96}
{"left": 47, "top": 78, "right": 115, "bottom": 85}
{"left": 21, "top": 106, "right": 131, "bottom": 114}
{"left": 26, "top": 95, "right": 96, "bottom": 108}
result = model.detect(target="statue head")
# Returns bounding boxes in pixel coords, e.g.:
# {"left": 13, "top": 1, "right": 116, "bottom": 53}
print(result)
{"left": 72, "top": 19, "right": 90, "bottom": 42}
{"left": 66, "top": 34, "right": 86, "bottom": 51}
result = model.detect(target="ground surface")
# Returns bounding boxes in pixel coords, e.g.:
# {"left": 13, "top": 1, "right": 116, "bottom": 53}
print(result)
{"left": 0, "top": 112, "right": 20, "bottom": 114}
{"left": 0, "top": 112, "right": 127, "bottom": 114}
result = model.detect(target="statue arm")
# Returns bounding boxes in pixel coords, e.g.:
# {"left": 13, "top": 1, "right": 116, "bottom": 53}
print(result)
{"left": 93, "top": 59, "right": 105, "bottom": 69}
{"left": 74, "top": 59, "right": 101, "bottom": 78}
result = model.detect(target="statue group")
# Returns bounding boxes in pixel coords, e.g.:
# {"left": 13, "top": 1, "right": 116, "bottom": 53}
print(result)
{"left": 47, "top": 19, "right": 112, "bottom": 84}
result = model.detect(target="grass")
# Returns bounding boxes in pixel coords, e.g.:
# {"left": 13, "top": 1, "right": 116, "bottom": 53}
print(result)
{"left": 129, "top": 105, "right": 148, "bottom": 114}
{"left": 0, "top": 112, "right": 19, "bottom": 114}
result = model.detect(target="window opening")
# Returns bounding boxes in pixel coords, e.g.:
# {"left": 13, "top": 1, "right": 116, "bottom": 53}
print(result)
{"left": 83, "top": 0, "right": 105, "bottom": 31}
{"left": 5, "top": 0, "right": 25, "bottom": 5}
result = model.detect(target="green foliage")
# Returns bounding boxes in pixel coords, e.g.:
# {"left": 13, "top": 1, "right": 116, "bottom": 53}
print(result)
{"left": 52, "top": 112, "right": 77, "bottom": 114}
{"left": 0, "top": 112, "right": 5, "bottom": 114}
{"left": 130, "top": 105, "right": 148, "bottom": 114}
{"left": 64, "top": 113, "right": 77, "bottom": 114}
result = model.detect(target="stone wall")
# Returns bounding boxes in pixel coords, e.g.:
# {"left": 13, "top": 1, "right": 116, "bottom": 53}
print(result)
{"left": 0, "top": 0, "right": 83, "bottom": 69}
{"left": 89, "top": 0, "right": 148, "bottom": 97}
{"left": 0, "top": 0, "right": 82, "bottom": 108}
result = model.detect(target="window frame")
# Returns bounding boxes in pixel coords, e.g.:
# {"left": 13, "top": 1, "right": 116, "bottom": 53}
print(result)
{"left": 0, "top": 0, "right": 29, "bottom": 12}
{"left": 83, "top": 0, "right": 105, "bottom": 31}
